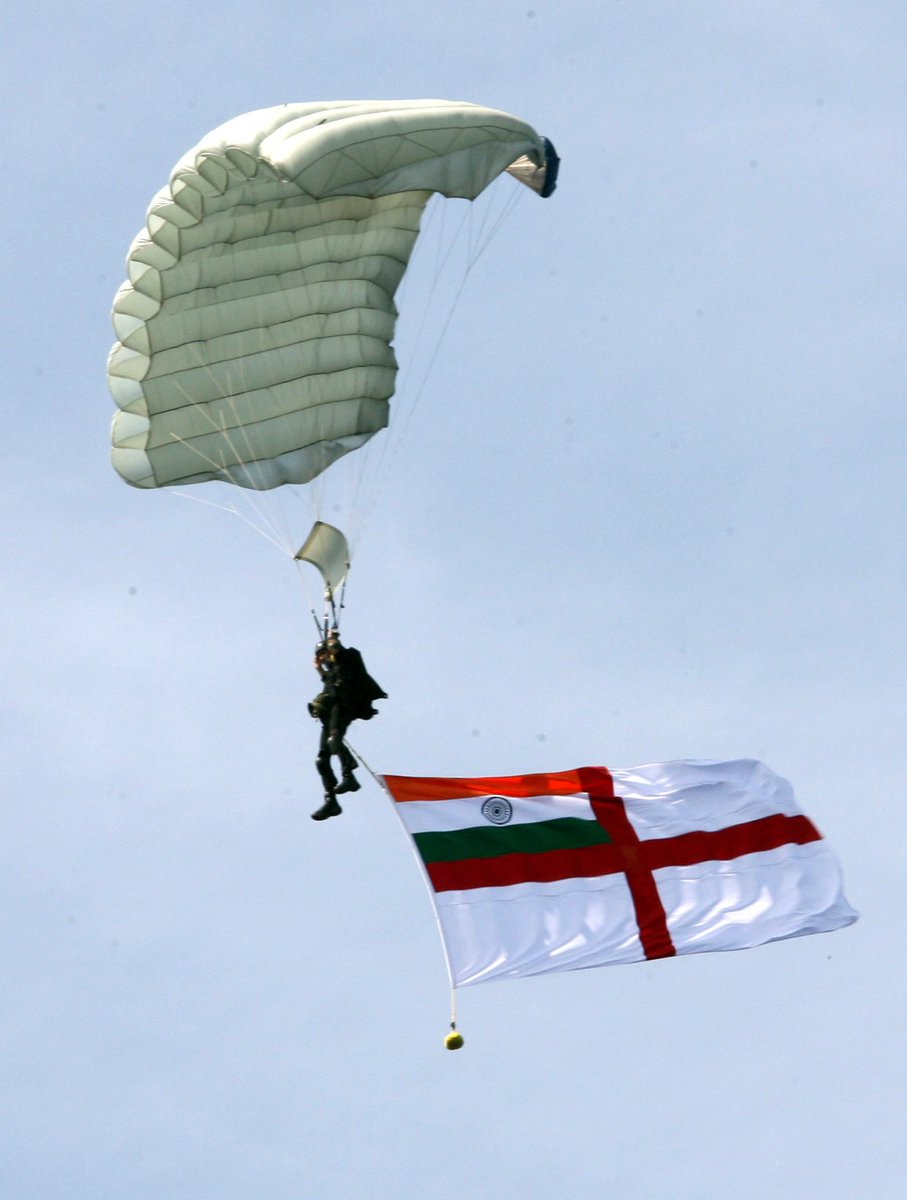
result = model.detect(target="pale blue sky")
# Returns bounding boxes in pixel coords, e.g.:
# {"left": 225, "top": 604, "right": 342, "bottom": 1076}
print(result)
{"left": 3, "top": 3, "right": 904, "bottom": 1197}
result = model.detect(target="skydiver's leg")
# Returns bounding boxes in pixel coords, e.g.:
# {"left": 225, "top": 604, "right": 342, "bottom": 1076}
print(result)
{"left": 337, "top": 731, "right": 357, "bottom": 776}
{"left": 311, "top": 722, "right": 342, "bottom": 820}
{"left": 329, "top": 711, "right": 360, "bottom": 794}
{"left": 315, "top": 722, "right": 338, "bottom": 790}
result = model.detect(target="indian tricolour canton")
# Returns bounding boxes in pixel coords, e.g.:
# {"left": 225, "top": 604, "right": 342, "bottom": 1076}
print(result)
{"left": 382, "top": 760, "right": 858, "bottom": 988}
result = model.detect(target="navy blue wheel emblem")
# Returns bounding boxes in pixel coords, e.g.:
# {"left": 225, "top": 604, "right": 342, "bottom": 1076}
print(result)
{"left": 481, "top": 796, "right": 513, "bottom": 825}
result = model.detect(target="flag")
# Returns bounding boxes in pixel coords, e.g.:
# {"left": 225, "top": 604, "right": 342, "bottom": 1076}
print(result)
{"left": 382, "top": 759, "right": 858, "bottom": 987}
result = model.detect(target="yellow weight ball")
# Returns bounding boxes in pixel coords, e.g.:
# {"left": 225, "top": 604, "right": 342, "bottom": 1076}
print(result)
{"left": 445, "top": 1031, "right": 465, "bottom": 1050}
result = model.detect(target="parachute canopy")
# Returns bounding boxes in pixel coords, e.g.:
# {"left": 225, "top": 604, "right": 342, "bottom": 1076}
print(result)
{"left": 109, "top": 100, "right": 558, "bottom": 492}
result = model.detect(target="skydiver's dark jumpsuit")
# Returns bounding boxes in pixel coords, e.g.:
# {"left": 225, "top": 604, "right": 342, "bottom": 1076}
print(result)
{"left": 313, "top": 677, "right": 358, "bottom": 793}
{"left": 310, "top": 642, "right": 386, "bottom": 795}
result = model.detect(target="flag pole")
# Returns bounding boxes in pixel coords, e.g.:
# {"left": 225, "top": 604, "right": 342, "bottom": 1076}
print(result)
{"left": 351, "top": 745, "right": 465, "bottom": 1051}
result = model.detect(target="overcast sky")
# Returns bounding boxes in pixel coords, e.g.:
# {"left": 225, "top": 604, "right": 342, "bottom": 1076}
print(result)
{"left": 3, "top": 3, "right": 904, "bottom": 1197}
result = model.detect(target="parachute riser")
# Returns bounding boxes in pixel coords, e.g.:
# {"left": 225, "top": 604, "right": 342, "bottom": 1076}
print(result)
{"left": 322, "top": 572, "right": 348, "bottom": 638}
{"left": 310, "top": 573, "right": 348, "bottom": 643}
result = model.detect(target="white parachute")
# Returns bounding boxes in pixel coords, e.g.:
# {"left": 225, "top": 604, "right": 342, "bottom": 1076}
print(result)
{"left": 108, "top": 100, "right": 558, "bottom": 500}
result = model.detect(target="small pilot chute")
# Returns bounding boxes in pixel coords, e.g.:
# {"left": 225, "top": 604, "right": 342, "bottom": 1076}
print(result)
{"left": 294, "top": 521, "right": 350, "bottom": 605}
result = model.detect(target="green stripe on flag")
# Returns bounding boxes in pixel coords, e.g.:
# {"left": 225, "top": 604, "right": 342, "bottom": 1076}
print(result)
{"left": 413, "top": 817, "right": 612, "bottom": 865}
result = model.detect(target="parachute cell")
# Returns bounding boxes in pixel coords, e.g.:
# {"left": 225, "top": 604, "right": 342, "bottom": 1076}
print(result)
{"left": 108, "top": 100, "right": 557, "bottom": 492}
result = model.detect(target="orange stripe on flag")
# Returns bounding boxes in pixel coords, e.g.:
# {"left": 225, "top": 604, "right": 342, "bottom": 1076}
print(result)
{"left": 382, "top": 769, "right": 603, "bottom": 803}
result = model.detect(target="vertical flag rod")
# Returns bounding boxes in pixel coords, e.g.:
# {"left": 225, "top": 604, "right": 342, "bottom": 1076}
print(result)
{"left": 352, "top": 748, "right": 465, "bottom": 1050}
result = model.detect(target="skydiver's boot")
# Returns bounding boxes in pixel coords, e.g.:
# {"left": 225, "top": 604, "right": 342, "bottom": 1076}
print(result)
{"left": 334, "top": 770, "right": 361, "bottom": 795}
{"left": 311, "top": 793, "right": 342, "bottom": 821}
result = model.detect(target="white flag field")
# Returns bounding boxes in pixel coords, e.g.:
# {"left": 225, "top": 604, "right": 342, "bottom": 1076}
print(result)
{"left": 382, "top": 759, "right": 858, "bottom": 988}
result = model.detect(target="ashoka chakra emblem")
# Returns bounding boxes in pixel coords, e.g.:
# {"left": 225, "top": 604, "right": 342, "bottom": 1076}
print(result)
{"left": 481, "top": 796, "right": 513, "bottom": 825}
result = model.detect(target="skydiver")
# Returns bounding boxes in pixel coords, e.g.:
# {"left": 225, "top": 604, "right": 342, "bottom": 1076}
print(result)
{"left": 309, "top": 629, "right": 387, "bottom": 821}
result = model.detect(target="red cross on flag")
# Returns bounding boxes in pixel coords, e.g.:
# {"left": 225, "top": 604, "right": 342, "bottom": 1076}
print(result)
{"left": 382, "top": 760, "right": 857, "bottom": 987}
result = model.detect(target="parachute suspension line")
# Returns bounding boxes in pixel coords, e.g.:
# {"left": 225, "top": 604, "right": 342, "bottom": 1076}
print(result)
{"left": 170, "top": 485, "right": 289, "bottom": 554}
{"left": 465, "top": 181, "right": 524, "bottom": 269}
{"left": 400, "top": 194, "right": 483, "bottom": 413}
{"left": 163, "top": 423, "right": 292, "bottom": 555}
{"left": 399, "top": 184, "right": 524, "bottom": 422}
{"left": 327, "top": 195, "right": 459, "bottom": 545}
{"left": 162, "top": 291, "right": 302, "bottom": 558}
{"left": 213, "top": 385, "right": 299, "bottom": 550}
{"left": 324, "top": 195, "right": 453, "bottom": 544}
{"left": 160, "top": 367, "right": 298, "bottom": 557}
{"left": 349, "top": 187, "right": 521, "bottom": 551}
